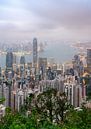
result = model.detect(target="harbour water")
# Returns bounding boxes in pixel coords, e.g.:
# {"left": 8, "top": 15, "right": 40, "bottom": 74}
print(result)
{"left": 0, "top": 42, "right": 78, "bottom": 68}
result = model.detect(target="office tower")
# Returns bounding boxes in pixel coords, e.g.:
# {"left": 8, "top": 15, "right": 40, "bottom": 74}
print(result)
{"left": 6, "top": 51, "right": 13, "bottom": 78}
{"left": 25, "top": 63, "right": 32, "bottom": 80}
{"left": 27, "top": 62, "right": 32, "bottom": 70}
{"left": 6, "top": 51, "right": 13, "bottom": 69}
{"left": 73, "top": 55, "right": 80, "bottom": 74}
{"left": 73, "top": 54, "right": 84, "bottom": 76}
{"left": 20, "top": 56, "right": 25, "bottom": 65}
{"left": 38, "top": 57, "right": 47, "bottom": 76}
{"left": 6, "top": 55, "right": 13, "bottom": 79}
{"left": 47, "top": 67, "right": 55, "bottom": 80}
{"left": 0, "top": 67, "right": 1, "bottom": 77}
{"left": 20, "top": 56, "right": 25, "bottom": 77}
{"left": 33, "top": 38, "right": 38, "bottom": 68}
{"left": 13, "top": 54, "right": 17, "bottom": 73}
{"left": 87, "top": 49, "right": 91, "bottom": 72}
{"left": 13, "top": 54, "right": 17, "bottom": 64}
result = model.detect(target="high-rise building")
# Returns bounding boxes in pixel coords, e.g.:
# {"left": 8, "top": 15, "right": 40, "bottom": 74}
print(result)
{"left": 38, "top": 57, "right": 47, "bottom": 76}
{"left": 87, "top": 49, "right": 91, "bottom": 72}
{"left": 11, "top": 90, "right": 24, "bottom": 111}
{"left": 33, "top": 38, "right": 38, "bottom": 68}
{"left": 6, "top": 51, "right": 13, "bottom": 78}
{"left": 3, "top": 83, "right": 9, "bottom": 107}
{"left": 20, "top": 56, "right": 26, "bottom": 77}
{"left": 27, "top": 62, "right": 32, "bottom": 71}
{"left": 13, "top": 54, "right": 17, "bottom": 64}
{"left": 13, "top": 54, "right": 17, "bottom": 72}
{"left": 64, "top": 82, "right": 82, "bottom": 107}
{"left": 73, "top": 85, "right": 82, "bottom": 107}
{"left": 72, "top": 54, "right": 84, "bottom": 76}
{"left": 20, "top": 56, "right": 25, "bottom": 65}
{"left": 0, "top": 67, "right": 1, "bottom": 77}
{"left": 6, "top": 51, "right": 13, "bottom": 69}
{"left": 39, "top": 75, "right": 65, "bottom": 93}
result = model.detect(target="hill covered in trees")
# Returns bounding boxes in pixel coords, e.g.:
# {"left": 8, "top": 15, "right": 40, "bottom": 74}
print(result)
{"left": 0, "top": 88, "right": 91, "bottom": 129}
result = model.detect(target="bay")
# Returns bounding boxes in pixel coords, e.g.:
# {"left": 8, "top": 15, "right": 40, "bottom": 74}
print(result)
{"left": 0, "top": 42, "right": 78, "bottom": 69}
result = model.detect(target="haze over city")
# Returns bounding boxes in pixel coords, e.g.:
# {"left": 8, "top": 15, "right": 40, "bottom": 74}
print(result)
{"left": 1, "top": 1, "right": 91, "bottom": 129}
{"left": 0, "top": 0, "right": 91, "bottom": 42}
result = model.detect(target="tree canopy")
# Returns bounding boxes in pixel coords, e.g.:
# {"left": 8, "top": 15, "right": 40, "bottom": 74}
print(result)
{"left": 0, "top": 88, "right": 91, "bottom": 129}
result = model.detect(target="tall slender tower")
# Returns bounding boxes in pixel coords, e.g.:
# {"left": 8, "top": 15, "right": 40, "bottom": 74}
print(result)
{"left": 6, "top": 51, "right": 13, "bottom": 69}
{"left": 6, "top": 51, "right": 13, "bottom": 78}
{"left": 33, "top": 38, "right": 38, "bottom": 68}
{"left": 20, "top": 56, "right": 26, "bottom": 77}
{"left": 6, "top": 51, "right": 13, "bottom": 107}
{"left": 87, "top": 49, "right": 91, "bottom": 72}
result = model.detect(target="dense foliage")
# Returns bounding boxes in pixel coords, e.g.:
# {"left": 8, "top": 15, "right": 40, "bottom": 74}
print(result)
{"left": 0, "top": 97, "right": 5, "bottom": 104}
{"left": 0, "top": 88, "right": 91, "bottom": 129}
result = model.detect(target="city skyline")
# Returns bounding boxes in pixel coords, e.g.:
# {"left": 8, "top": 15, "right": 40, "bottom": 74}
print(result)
{"left": 0, "top": 0, "right": 91, "bottom": 42}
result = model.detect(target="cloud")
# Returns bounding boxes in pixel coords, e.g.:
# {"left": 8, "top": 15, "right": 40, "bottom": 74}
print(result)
{"left": 0, "top": 0, "right": 91, "bottom": 41}
{"left": 25, "top": 0, "right": 91, "bottom": 28}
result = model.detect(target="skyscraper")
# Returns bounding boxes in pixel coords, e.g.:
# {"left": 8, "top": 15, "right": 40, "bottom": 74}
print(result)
{"left": 13, "top": 54, "right": 17, "bottom": 73}
{"left": 0, "top": 67, "right": 1, "bottom": 77}
{"left": 33, "top": 38, "right": 38, "bottom": 68}
{"left": 20, "top": 56, "right": 25, "bottom": 65}
{"left": 20, "top": 56, "right": 26, "bottom": 77}
{"left": 6, "top": 51, "right": 13, "bottom": 69}
{"left": 87, "top": 49, "right": 91, "bottom": 72}
{"left": 6, "top": 51, "right": 13, "bottom": 78}
{"left": 38, "top": 57, "right": 47, "bottom": 75}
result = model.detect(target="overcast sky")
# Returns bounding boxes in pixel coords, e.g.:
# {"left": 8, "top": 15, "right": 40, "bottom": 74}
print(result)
{"left": 0, "top": 0, "right": 91, "bottom": 42}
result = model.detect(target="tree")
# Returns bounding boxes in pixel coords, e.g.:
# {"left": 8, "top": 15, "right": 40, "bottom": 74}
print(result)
{"left": 65, "top": 105, "right": 91, "bottom": 129}
{"left": 1, "top": 89, "right": 91, "bottom": 129}
{"left": 20, "top": 93, "right": 34, "bottom": 115}
{"left": 35, "top": 88, "right": 70, "bottom": 124}
{"left": 0, "top": 97, "right": 5, "bottom": 104}
{"left": 55, "top": 92, "right": 70, "bottom": 122}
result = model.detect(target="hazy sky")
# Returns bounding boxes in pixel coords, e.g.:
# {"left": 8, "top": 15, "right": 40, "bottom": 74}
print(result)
{"left": 0, "top": 0, "right": 91, "bottom": 42}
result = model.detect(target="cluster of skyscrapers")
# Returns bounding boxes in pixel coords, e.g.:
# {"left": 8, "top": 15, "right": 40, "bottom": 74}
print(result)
{"left": 0, "top": 39, "right": 91, "bottom": 117}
